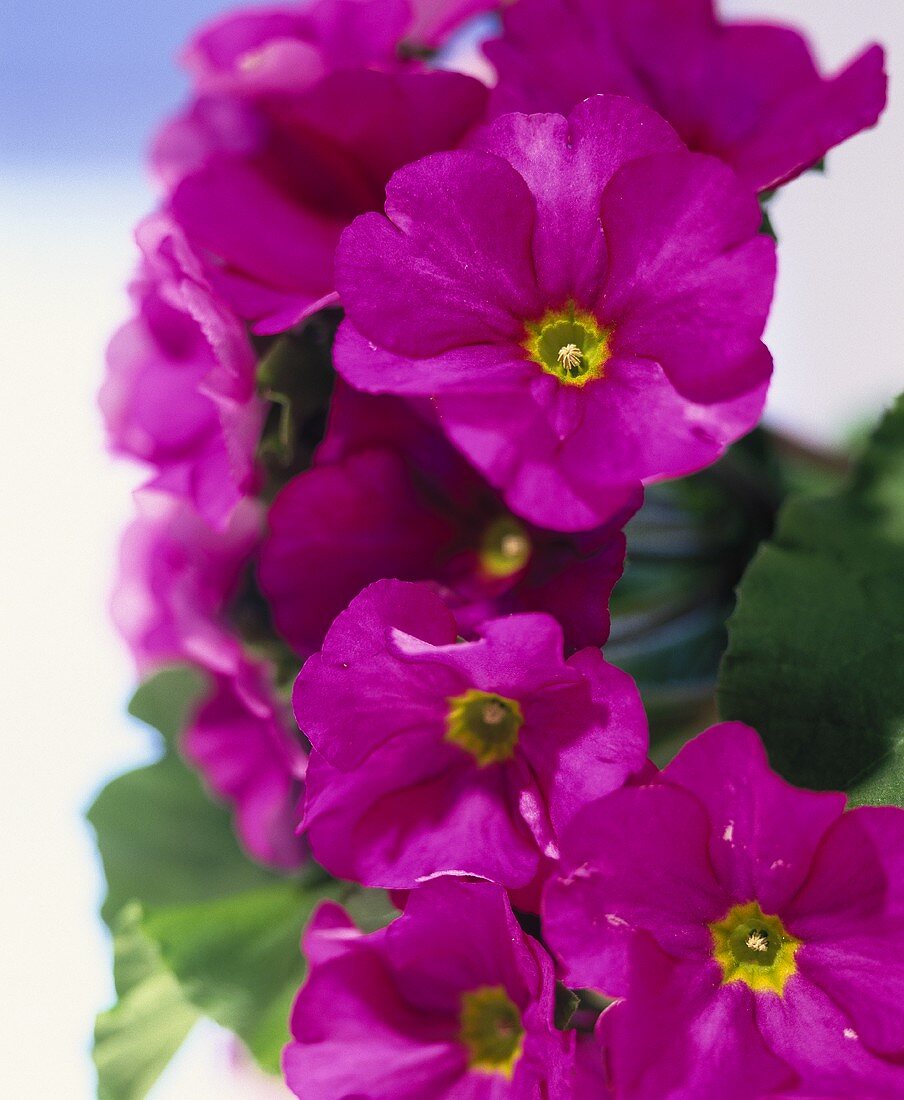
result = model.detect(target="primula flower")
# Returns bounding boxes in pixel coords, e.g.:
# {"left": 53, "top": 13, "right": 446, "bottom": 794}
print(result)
{"left": 544, "top": 723, "right": 904, "bottom": 1098}
{"left": 182, "top": 0, "right": 492, "bottom": 94}
{"left": 294, "top": 579, "right": 648, "bottom": 889}
{"left": 101, "top": 218, "right": 263, "bottom": 529}
{"left": 112, "top": 491, "right": 263, "bottom": 676}
{"left": 485, "top": 0, "right": 887, "bottom": 193}
{"left": 258, "top": 380, "right": 636, "bottom": 657}
{"left": 113, "top": 492, "right": 307, "bottom": 869}
{"left": 560, "top": 1030, "right": 611, "bottom": 1097}
{"left": 157, "top": 0, "right": 489, "bottom": 334}
{"left": 283, "top": 878, "right": 574, "bottom": 1098}
{"left": 334, "top": 95, "right": 775, "bottom": 531}
{"left": 185, "top": 659, "right": 308, "bottom": 870}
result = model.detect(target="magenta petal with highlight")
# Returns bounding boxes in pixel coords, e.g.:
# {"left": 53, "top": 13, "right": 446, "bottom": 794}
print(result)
{"left": 294, "top": 580, "right": 647, "bottom": 889}
{"left": 336, "top": 95, "right": 774, "bottom": 530}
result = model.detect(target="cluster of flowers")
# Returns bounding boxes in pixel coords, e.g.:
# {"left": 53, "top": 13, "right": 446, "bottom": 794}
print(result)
{"left": 102, "top": 0, "right": 902, "bottom": 1095}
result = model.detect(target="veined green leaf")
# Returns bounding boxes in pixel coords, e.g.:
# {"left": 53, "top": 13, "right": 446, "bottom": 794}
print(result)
{"left": 718, "top": 396, "right": 904, "bottom": 802}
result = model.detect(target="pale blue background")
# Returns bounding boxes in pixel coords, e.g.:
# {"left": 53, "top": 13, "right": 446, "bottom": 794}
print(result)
{"left": 2, "top": 1, "right": 292, "bottom": 1095}
{"left": 0, "top": 1, "right": 901, "bottom": 1097}
{"left": 1, "top": 0, "right": 229, "bottom": 164}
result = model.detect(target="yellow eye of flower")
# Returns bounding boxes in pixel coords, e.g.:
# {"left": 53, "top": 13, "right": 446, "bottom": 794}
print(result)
{"left": 523, "top": 301, "right": 611, "bottom": 387}
{"left": 459, "top": 986, "right": 524, "bottom": 1078}
{"left": 445, "top": 689, "right": 523, "bottom": 766}
{"left": 479, "top": 516, "right": 532, "bottom": 579}
{"left": 710, "top": 901, "right": 800, "bottom": 995}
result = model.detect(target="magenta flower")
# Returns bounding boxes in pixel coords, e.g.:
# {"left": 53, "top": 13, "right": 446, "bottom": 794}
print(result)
{"left": 258, "top": 380, "right": 636, "bottom": 658}
{"left": 101, "top": 218, "right": 263, "bottom": 529}
{"left": 185, "top": 659, "right": 307, "bottom": 870}
{"left": 157, "top": 0, "right": 489, "bottom": 334}
{"left": 544, "top": 723, "right": 904, "bottom": 1098}
{"left": 334, "top": 95, "right": 774, "bottom": 531}
{"left": 182, "top": 0, "right": 491, "bottom": 94}
{"left": 571, "top": 1032, "right": 610, "bottom": 1097}
{"left": 485, "top": 0, "right": 887, "bottom": 193}
{"left": 284, "top": 878, "right": 573, "bottom": 1098}
{"left": 113, "top": 492, "right": 307, "bottom": 869}
{"left": 294, "top": 579, "right": 648, "bottom": 890}
{"left": 112, "top": 491, "right": 263, "bottom": 677}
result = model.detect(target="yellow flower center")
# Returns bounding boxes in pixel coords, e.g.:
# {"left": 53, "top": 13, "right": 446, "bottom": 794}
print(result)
{"left": 523, "top": 302, "right": 611, "bottom": 387}
{"left": 479, "top": 516, "right": 532, "bottom": 579}
{"left": 710, "top": 901, "right": 800, "bottom": 995}
{"left": 459, "top": 986, "right": 524, "bottom": 1078}
{"left": 445, "top": 690, "right": 523, "bottom": 766}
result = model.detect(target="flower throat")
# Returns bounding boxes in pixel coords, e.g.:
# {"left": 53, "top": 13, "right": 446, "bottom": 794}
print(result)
{"left": 523, "top": 302, "right": 611, "bottom": 387}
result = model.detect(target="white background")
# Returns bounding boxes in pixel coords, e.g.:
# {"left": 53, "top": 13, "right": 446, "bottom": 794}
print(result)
{"left": 0, "top": 1, "right": 901, "bottom": 1096}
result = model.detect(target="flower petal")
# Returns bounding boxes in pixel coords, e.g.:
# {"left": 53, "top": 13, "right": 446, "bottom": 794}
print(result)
{"left": 544, "top": 783, "right": 729, "bottom": 994}
{"left": 661, "top": 723, "right": 846, "bottom": 915}
{"left": 336, "top": 149, "right": 543, "bottom": 358}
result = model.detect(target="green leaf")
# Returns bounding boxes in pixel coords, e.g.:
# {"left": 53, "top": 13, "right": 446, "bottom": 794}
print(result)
{"left": 127, "top": 665, "right": 208, "bottom": 749}
{"left": 89, "top": 751, "right": 277, "bottom": 925}
{"left": 553, "top": 983, "right": 581, "bottom": 1031}
{"left": 609, "top": 430, "right": 785, "bottom": 743}
{"left": 718, "top": 396, "right": 904, "bottom": 802}
{"left": 144, "top": 877, "right": 341, "bottom": 1073}
{"left": 91, "top": 668, "right": 332, "bottom": 1090}
{"left": 255, "top": 312, "right": 339, "bottom": 492}
{"left": 94, "top": 905, "right": 199, "bottom": 1100}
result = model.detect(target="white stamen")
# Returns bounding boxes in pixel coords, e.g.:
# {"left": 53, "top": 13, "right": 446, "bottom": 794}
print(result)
{"left": 500, "top": 533, "right": 529, "bottom": 559}
{"left": 481, "top": 701, "right": 507, "bottom": 726}
{"left": 746, "top": 931, "right": 769, "bottom": 953}
{"left": 557, "top": 344, "right": 583, "bottom": 372}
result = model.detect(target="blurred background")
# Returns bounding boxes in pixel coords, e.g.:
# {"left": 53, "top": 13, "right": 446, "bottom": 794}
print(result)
{"left": 0, "top": 0, "right": 900, "bottom": 1095}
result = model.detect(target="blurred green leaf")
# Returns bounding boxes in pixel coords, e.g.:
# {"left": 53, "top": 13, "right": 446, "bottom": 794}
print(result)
{"left": 94, "top": 905, "right": 199, "bottom": 1100}
{"left": 90, "top": 669, "right": 337, "bottom": 1092}
{"left": 719, "top": 396, "right": 904, "bottom": 802}
{"left": 554, "top": 983, "right": 581, "bottom": 1031}
{"left": 127, "top": 665, "right": 208, "bottom": 750}
{"left": 609, "top": 430, "right": 784, "bottom": 743}
{"left": 89, "top": 750, "right": 276, "bottom": 926}
{"left": 256, "top": 311, "right": 339, "bottom": 492}
{"left": 145, "top": 876, "right": 340, "bottom": 1073}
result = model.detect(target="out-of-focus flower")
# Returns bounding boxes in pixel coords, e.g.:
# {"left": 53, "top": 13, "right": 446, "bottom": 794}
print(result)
{"left": 182, "top": 0, "right": 494, "bottom": 93}
{"left": 113, "top": 492, "right": 306, "bottom": 869}
{"left": 112, "top": 491, "right": 263, "bottom": 675}
{"left": 101, "top": 217, "right": 263, "bottom": 530}
{"left": 544, "top": 723, "right": 904, "bottom": 1098}
{"left": 485, "top": 0, "right": 887, "bottom": 192}
{"left": 294, "top": 579, "right": 648, "bottom": 889}
{"left": 258, "top": 381, "right": 636, "bottom": 658}
{"left": 186, "top": 658, "right": 308, "bottom": 870}
{"left": 156, "top": 0, "right": 490, "bottom": 334}
{"left": 335, "top": 95, "right": 774, "bottom": 531}
{"left": 283, "top": 878, "right": 573, "bottom": 1097}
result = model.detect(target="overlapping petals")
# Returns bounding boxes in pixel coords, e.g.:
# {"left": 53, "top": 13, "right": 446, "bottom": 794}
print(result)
{"left": 183, "top": 0, "right": 492, "bottom": 94}
{"left": 284, "top": 878, "right": 573, "bottom": 1098}
{"left": 99, "top": 4, "right": 902, "bottom": 1095}
{"left": 112, "top": 492, "right": 306, "bottom": 869}
{"left": 485, "top": 0, "right": 888, "bottom": 192}
{"left": 258, "top": 381, "right": 635, "bottom": 657}
{"left": 335, "top": 95, "right": 775, "bottom": 530}
{"left": 544, "top": 723, "right": 904, "bottom": 1097}
{"left": 156, "top": 0, "right": 490, "bottom": 334}
{"left": 294, "top": 579, "right": 648, "bottom": 889}
{"left": 186, "top": 659, "right": 308, "bottom": 869}
{"left": 101, "top": 218, "right": 263, "bottom": 529}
